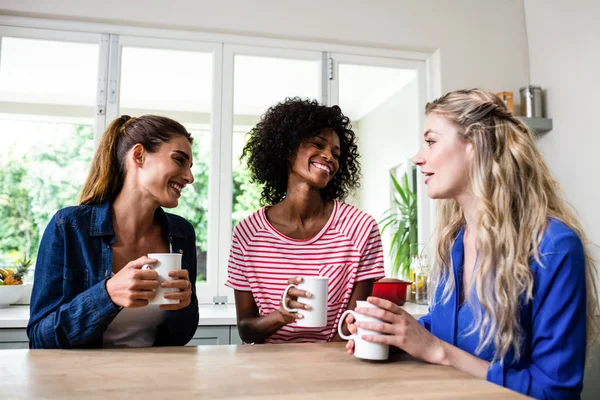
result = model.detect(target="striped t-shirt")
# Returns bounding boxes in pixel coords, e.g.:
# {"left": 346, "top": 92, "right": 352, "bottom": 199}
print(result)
{"left": 226, "top": 200, "right": 385, "bottom": 343}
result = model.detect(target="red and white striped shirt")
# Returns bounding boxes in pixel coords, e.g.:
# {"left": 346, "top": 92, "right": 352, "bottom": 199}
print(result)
{"left": 226, "top": 200, "right": 385, "bottom": 343}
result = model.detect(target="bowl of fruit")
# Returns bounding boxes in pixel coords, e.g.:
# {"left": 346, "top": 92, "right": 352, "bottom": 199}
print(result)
{"left": 0, "top": 258, "right": 32, "bottom": 308}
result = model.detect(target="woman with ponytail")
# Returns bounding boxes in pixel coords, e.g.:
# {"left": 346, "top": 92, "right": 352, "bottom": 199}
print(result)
{"left": 28, "top": 115, "right": 199, "bottom": 348}
{"left": 345, "top": 89, "right": 598, "bottom": 398}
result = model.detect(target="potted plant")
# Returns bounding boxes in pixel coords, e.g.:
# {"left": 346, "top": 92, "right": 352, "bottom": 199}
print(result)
{"left": 372, "top": 171, "right": 418, "bottom": 305}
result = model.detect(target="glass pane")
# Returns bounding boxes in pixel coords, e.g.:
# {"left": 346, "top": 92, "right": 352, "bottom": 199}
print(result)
{"left": 0, "top": 37, "right": 98, "bottom": 271}
{"left": 232, "top": 55, "right": 320, "bottom": 225}
{"left": 0, "top": 37, "right": 97, "bottom": 105}
{"left": 119, "top": 46, "right": 213, "bottom": 282}
{"left": 338, "top": 63, "right": 418, "bottom": 277}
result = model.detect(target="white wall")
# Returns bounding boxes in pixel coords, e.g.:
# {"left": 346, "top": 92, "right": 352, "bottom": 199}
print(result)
{"left": 0, "top": 0, "right": 529, "bottom": 95}
{"left": 524, "top": 0, "right": 600, "bottom": 271}
{"left": 354, "top": 80, "right": 418, "bottom": 276}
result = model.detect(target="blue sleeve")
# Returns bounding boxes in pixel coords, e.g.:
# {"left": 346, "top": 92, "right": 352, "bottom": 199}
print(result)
{"left": 27, "top": 215, "right": 120, "bottom": 349}
{"left": 418, "top": 312, "right": 432, "bottom": 331}
{"left": 154, "top": 224, "right": 199, "bottom": 346}
{"left": 486, "top": 232, "right": 587, "bottom": 399}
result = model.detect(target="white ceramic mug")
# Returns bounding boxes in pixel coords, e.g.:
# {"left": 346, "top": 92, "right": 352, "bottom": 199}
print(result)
{"left": 282, "top": 276, "right": 329, "bottom": 327}
{"left": 338, "top": 300, "right": 389, "bottom": 360}
{"left": 143, "top": 253, "right": 182, "bottom": 305}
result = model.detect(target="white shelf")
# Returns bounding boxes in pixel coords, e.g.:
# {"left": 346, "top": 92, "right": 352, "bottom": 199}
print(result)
{"left": 517, "top": 116, "right": 553, "bottom": 134}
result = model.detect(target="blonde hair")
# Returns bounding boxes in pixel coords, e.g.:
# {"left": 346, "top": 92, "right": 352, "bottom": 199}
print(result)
{"left": 426, "top": 89, "right": 598, "bottom": 362}
{"left": 80, "top": 115, "right": 192, "bottom": 205}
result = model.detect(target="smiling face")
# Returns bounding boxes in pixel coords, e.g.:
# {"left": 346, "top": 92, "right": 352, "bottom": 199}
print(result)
{"left": 289, "top": 129, "right": 340, "bottom": 189}
{"left": 133, "top": 135, "right": 194, "bottom": 208}
{"left": 412, "top": 112, "right": 473, "bottom": 200}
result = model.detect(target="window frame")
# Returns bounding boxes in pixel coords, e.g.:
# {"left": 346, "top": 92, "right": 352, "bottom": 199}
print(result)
{"left": 104, "top": 34, "right": 223, "bottom": 304}
{"left": 0, "top": 16, "right": 440, "bottom": 304}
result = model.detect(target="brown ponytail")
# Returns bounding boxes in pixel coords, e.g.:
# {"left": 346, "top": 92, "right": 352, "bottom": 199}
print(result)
{"left": 79, "top": 115, "right": 192, "bottom": 205}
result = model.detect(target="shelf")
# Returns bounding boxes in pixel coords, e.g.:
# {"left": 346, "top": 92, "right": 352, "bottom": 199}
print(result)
{"left": 517, "top": 116, "right": 553, "bottom": 135}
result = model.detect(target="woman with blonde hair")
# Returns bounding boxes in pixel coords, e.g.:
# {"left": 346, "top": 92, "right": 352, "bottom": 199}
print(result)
{"left": 345, "top": 89, "right": 598, "bottom": 398}
{"left": 28, "top": 115, "right": 198, "bottom": 348}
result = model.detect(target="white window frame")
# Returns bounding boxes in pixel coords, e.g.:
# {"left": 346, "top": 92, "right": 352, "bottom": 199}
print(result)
{"left": 104, "top": 34, "right": 223, "bottom": 304}
{"left": 327, "top": 53, "right": 433, "bottom": 248}
{"left": 0, "top": 15, "right": 441, "bottom": 304}
{"left": 0, "top": 25, "right": 108, "bottom": 143}
{"left": 218, "top": 44, "right": 325, "bottom": 301}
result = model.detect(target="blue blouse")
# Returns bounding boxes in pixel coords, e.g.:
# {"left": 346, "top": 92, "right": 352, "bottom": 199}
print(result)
{"left": 419, "top": 218, "right": 587, "bottom": 399}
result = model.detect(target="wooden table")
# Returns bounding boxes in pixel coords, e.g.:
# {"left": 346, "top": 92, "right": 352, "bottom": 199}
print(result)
{"left": 1, "top": 342, "right": 526, "bottom": 399}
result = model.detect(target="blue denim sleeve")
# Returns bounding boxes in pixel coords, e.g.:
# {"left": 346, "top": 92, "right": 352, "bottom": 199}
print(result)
{"left": 154, "top": 225, "right": 199, "bottom": 346}
{"left": 27, "top": 215, "right": 120, "bottom": 349}
{"left": 486, "top": 231, "right": 587, "bottom": 399}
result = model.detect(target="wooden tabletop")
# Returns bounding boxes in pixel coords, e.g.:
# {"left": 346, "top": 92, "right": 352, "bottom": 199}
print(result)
{"left": 1, "top": 342, "right": 527, "bottom": 399}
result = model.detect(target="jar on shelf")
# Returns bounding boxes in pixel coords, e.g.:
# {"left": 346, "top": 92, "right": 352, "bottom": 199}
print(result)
{"left": 415, "top": 256, "right": 429, "bottom": 305}
{"left": 519, "top": 85, "right": 543, "bottom": 118}
{"left": 496, "top": 91, "right": 514, "bottom": 113}
{"left": 408, "top": 254, "right": 419, "bottom": 302}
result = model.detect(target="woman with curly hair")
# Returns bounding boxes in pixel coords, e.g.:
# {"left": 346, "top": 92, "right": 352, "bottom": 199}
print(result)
{"left": 226, "top": 98, "right": 385, "bottom": 344}
{"left": 345, "top": 89, "right": 598, "bottom": 398}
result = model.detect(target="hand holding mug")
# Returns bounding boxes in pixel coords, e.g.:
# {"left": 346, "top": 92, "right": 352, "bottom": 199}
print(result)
{"left": 159, "top": 268, "right": 193, "bottom": 311}
{"left": 338, "top": 300, "right": 389, "bottom": 360}
{"left": 106, "top": 255, "right": 159, "bottom": 308}
{"left": 349, "top": 297, "right": 446, "bottom": 365}
{"left": 280, "top": 276, "right": 329, "bottom": 327}
{"left": 142, "top": 253, "right": 187, "bottom": 308}
{"left": 278, "top": 277, "right": 312, "bottom": 325}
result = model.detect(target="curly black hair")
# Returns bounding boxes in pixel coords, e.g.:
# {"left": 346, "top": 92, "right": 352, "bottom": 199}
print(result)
{"left": 241, "top": 97, "right": 361, "bottom": 205}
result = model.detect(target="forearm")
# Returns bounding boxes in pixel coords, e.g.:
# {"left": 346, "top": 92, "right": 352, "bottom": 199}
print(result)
{"left": 28, "top": 279, "right": 120, "bottom": 349}
{"left": 440, "top": 341, "right": 490, "bottom": 379}
{"left": 237, "top": 310, "right": 287, "bottom": 344}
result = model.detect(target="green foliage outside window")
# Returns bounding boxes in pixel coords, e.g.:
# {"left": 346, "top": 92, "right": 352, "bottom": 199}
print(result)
{"left": 0, "top": 124, "right": 262, "bottom": 285}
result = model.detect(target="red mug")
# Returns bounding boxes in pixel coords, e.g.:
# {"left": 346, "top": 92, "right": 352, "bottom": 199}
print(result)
{"left": 371, "top": 278, "right": 412, "bottom": 306}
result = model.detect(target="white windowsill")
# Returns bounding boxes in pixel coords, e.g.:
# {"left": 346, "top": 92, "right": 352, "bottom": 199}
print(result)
{"left": 0, "top": 303, "right": 429, "bottom": 329}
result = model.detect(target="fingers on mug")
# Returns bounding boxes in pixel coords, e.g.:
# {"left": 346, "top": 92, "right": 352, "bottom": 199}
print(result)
{"left": 338, "top": 309, "right": 389, "bottom": 360}
{"left": 281, "top": 284, "right": 299, "bottom": 312}
{"left": 338, "top": 310, "right": 358, "bottom": 340}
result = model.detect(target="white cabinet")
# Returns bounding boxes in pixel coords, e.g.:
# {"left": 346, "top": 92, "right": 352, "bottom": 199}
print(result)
{"left": 0, "top": 326, "right": 238, "bottom": 349}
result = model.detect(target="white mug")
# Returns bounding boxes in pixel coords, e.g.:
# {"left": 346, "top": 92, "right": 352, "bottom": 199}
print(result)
{"left": 282, "top": 276, "right": 328, "bottom": 327}
{"left": 143, "top": 253, "right": 182, "bottom": 305}
{"left": 338, "top": 300, "right": 389, "bottom": 360}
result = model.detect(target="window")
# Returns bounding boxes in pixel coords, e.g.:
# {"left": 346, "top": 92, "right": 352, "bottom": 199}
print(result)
{"left": 114, "top": 37, "right": 220, "bottom": 303}
{"left": 330, "top": 54, "right": 422, "bottom": 276}
{"left": 0, "top": 29, "right": 102, "bottom": 274}
{"left": 230, "top": 51, "right": 322, "bottom": 225}
{"left": 0, "top": 22, "right": 430, "bottom": 303}
{"left": 216, "top": 46, "right": 323, "bottom": 300}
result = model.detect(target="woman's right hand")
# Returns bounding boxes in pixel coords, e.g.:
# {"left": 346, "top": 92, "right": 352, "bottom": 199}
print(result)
{"left": 344, "top": 312, "right": 357, "bottom": 355}
{"left": 277, "top": 276, "right": 312, "bottom": 325}
{"left": 106, "top": 256, "right": 160, "bottom": 308}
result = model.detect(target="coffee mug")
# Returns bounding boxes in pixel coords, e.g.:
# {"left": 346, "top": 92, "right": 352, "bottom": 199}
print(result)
{"left": 338, "top": 300, "right": 389, "bottom": 360}
{"left": 143, "top": 253, "right": 182, "bottom": 305}
{"left": 282, "top": 276, "right": 328, "bottom": 327}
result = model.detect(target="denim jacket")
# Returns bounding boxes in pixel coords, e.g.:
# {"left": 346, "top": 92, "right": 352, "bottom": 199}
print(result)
{"left": 27, "top": 200, "right": 199, "bottom": 349}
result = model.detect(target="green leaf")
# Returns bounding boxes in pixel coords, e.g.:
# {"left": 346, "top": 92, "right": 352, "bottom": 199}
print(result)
{"left": 390, "top": 173, "right": 409, "bottom": 205}
{"left": 381, "top": 169, "right": 419, "bottom": 278}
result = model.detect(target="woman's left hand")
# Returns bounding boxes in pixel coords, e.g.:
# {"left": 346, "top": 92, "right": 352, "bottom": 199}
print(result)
{"left": 160, "top": 269, "right": 193, "bottom": 311}
{"left": 353, "top": 297, "right": 447, "bottom": 365}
